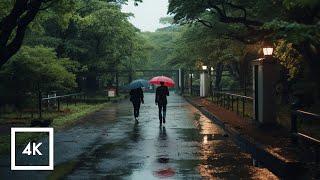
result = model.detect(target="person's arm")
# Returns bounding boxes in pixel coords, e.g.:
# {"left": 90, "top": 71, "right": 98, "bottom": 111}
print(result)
{"left": 129, "top": 90, "right": 133, "bottom": 101}
{"left": 166, "top": 87, "right": 169, "bottom": 96}
{"left": 140, "top": 88, "right": 144, "bottom": 103}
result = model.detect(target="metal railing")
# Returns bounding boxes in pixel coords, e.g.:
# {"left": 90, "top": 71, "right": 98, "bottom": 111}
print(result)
{"left": 291, "top": 110, "right": 320, "bottom": 163}
{"left": 39, "top": 92, "right": 85, "bottom": 118}
{"left": 211, "top": 91, "right": 254, "bottom": 119}
{"left": 191, "top": 86, "right": 200, "bottom": 96}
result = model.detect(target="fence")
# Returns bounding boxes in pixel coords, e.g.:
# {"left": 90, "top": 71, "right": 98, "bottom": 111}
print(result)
{"left": 191, "top": 86, "right": 200, "bottom": 96}
{"left": 291, "top": 110, "right": 320, "bottom": 164}
{"left": 39, "top": 93, "right": 85, "bottom": 118}
{"left": 211, "top": 91, "right": 254, "bottom": 120}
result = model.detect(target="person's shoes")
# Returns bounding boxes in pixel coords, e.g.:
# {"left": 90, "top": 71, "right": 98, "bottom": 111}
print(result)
{"left": 163, "top": 118, "right": 166, "bottom": 124}
{"left": 135, "top": 117, "right": 139, "bottom": 123}
{"left": 159, "top": 119, "right": 162, "bottom": 125}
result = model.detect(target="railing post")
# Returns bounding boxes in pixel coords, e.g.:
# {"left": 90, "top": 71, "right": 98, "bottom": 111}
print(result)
{"left": 316, "top": 147, "right": 319, "bottom": 165}
{"left": 38, "top": 90, "right": 42, "bottom": 119}
{"left": 222, "top": 94, "right": 225, "bottom": 107}
{"left": 231, "top": 96, "right": 234, "bottom": 111}
{"left": 58, "top": 98, "right": 60, "bottom": 112}
{"left": 291, "top": 110, "right": 298, "bottom": 142}
{"left": 242, "top": 98, "right": 245, "bottom": 118}
{"left": 291, "top": 111, "right": 298, "bottom": 133}
{"left": 237, "top": 97, "right": 239, "bottom": 114}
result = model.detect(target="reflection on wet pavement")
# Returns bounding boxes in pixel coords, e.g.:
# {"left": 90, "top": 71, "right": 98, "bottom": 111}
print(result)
{"left": 0, "top": 93, "right": 277, "bottom": 179}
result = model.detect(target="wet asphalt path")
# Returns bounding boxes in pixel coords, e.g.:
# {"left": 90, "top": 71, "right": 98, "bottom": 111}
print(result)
{"left": 0, "top": 93, "right": 277, "bottom": 179}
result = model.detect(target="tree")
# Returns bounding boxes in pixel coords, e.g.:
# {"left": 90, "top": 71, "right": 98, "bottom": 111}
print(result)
{"left": 0, "top": 45, "right": 76, "bottom": 109}
{"left": 168, "top": 0, "right": 319, "bottom": 43}
{"left": 0, "top": 0, "right": 142, "bottom": 68}
{"left": 168, "top": 0, "right": 320, "bottom": 99}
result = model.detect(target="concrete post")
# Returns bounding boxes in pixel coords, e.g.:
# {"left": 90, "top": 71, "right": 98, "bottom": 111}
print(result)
{"left": 252, "top": 58, "right": 279, "bottom": 125}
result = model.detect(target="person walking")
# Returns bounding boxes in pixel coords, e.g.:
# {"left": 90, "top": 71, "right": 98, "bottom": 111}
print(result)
{"left": 130, "top": 87, "right": 144, "bottom": 123}
{"left": 155, "top": 82, "right": 169, "bottom": 125}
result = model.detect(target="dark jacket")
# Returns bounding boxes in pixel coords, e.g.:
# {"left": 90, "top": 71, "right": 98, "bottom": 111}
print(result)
{"left": 155, "top": 86, "right": 169, "bottom": 105}
{"left": 130, "top": 88, "right": 144, "bottom": 103}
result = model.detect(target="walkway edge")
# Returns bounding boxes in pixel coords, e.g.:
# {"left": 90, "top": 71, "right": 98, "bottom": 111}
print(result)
{"left": 184, "top": 97, "right": 306, "bottom": 178}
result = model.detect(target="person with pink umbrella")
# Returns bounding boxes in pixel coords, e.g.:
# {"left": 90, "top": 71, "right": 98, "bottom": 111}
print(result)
{"left": 155, "top": 81, "right": 169, "bottom": 125}
{"left": 150, "top": 76, "right": 175, "bottom": 125}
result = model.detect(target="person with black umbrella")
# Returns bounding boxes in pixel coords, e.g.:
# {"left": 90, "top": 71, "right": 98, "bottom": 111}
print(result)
{"left": 128, "top": 79, "right": 148, "bottom": 123}
{"left": 130, "top": 87, "right": 144, "bottom": 123}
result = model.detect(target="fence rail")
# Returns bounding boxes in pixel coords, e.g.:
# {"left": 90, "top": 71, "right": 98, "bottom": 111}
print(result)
{"left": 211, "top": 91, "right": 254, "bottom": 120}
{"left": 42, "top": 93, "right": 85, "bottom": 100}
{"left": 291, "top": 110, "right": 320, "bottom": 163}
{"left": 39, "top": 92, "right": 86, "bottom": 118}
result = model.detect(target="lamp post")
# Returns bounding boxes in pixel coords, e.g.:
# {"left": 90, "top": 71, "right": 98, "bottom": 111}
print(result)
{"left": 252, "top": 44, "right": 279, "bottom": 125}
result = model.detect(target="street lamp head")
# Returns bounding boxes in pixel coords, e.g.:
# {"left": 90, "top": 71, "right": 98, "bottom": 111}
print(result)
{"left": 263, "top": 47, "right": 274, "bottom": 56}
{"left": 202, "top": 65, "right": 207, "bottom": 70}
{"left": 262, "top": 41, "right": 274, "bottom": 57}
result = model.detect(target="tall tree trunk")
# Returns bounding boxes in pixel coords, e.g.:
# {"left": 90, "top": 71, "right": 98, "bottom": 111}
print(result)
{"left": 0, "top": 0, "right": 42, "bottom": 68}
{"left": 214, "top": 62, "right": 223, "bottom": 90}
{"left": 227, "top": 61, "right": 240, "bottom": 82}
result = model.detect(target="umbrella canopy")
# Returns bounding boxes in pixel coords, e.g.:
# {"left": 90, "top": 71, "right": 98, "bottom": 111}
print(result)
{"left": 127, "top": 79, "right": 149, "bottom": 90}
{"left": 149, "top": 76, "right": 175, "bottom": 87}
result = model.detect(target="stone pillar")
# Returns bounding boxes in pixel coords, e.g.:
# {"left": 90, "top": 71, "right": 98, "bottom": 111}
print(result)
{"left": 252, "top": 58, "right": 279, "bottom": 125}
{"left": 200, "top": 72, "right": 209, "bottom": 97}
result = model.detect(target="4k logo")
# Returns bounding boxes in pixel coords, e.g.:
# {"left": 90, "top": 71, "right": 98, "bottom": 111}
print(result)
{"left": 11, "top": 128, "right": 54, "bottom": 170}
{"left": 22, "top": 142, "right": 43, "bottom": 156}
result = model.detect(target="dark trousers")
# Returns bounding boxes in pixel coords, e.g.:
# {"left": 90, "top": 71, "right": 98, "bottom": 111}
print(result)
{"left": 132, "top": 101, "right": 141, "bottom": 118}
{"left": 158, "top": 104, "right": 167, "bottom": 121}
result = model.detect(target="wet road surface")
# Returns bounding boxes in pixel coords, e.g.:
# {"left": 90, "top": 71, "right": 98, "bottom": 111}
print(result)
{"left": 0, "top": 93, "right": 277, "bottom": 179}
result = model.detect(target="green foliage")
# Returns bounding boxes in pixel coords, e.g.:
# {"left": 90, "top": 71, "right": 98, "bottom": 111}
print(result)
{"left": 274, "top": 40, "right": 304, "bottom": 80}
{"left": 0, "top": 46, "right": 76, "bottom": 93}
{"left": 141, "top": 28, "right": 181, "bottom": 69}
{"left": 262, "top": 20, "right": 320, "bottom": 45}
{"left": 283, "top": 0, "right": 320, "bottom": 9}
{"left": 166, "top": 24, "right": 244, "bottom": 70}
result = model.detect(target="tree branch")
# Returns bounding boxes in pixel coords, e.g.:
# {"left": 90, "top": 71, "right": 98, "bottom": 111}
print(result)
{"left": 207, "top": 0, "right": 263, "bottom": 27}
{"left": 0, "top": 0, "right": 28, "bottom": 46}
{"left": 0, "top": 0, "right": 42, "bottom": 67}
{"left": 196, "top": 18, "right": 214, "bottom": 28}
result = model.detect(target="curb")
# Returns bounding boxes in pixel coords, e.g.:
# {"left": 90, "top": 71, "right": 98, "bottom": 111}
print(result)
{"left": 185, "top": 97, "right": 306, "bottom": 178}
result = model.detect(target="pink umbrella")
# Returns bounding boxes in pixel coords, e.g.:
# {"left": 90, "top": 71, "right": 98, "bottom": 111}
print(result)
{"left": 149, "top": 76, "right": 175, "bottom": 87}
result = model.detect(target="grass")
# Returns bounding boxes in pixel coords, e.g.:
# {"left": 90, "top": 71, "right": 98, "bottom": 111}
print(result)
{"left": 0, "top": 135, "right": 10, "bottom": 155}
{"left": 0, "top": 102, "right": 109, "bottom": 156}
{"left": 52, "top": 103, "right": 107, "bottom": 128}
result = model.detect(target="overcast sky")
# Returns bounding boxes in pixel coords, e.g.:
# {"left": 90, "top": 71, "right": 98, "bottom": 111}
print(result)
{"left": 122, "top": 0, "right": 169, "bottom": 32}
